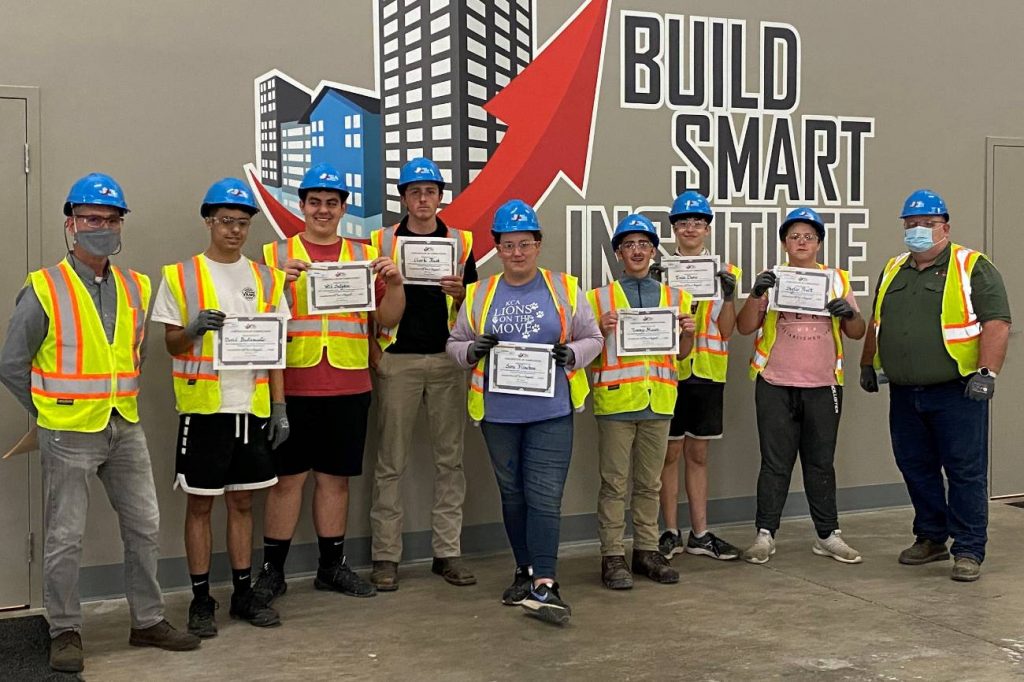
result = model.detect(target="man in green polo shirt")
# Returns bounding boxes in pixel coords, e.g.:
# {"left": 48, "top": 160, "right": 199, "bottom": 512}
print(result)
{"left": 860, "top": 189, "right": 1011, "bottom": 582}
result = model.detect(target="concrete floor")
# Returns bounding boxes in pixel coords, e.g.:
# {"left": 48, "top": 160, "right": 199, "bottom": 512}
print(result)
{"left": 61, "top": 504, "right": 1024, "bottom": 680}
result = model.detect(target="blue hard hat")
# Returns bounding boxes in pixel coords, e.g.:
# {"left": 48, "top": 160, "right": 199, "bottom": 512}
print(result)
{"left": 669, "top": 191, "right": 714, "bottom": 223}
{"left": 200, "top": 178, "right": 260, "bottom": 217}
{"left": 612, "top": 214, "right": 660, "bottom": 249}
{"left": 900, "top": 189, "right": 949, "bottom": 220}
{"left": 63, "top": 172, "right": 129, "bottom": 215}
{"left": 398, "top": 157, "right": 445, "bottom": 192}
{"left": 780, "top": 207, "right": 825, "bottom": 240}
{"left": 299, "top": 163, "right": 350, "bottom": 200}
{"left": 492, "top": 199, "right": 541, "bottom": 234}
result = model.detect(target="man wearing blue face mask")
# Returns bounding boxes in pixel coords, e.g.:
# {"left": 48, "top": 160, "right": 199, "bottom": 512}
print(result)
{"left": 860, "top": 189, "right": 1011, "bottom": 583}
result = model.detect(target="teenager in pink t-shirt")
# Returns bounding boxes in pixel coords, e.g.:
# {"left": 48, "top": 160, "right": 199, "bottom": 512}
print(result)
{"left": 735, "top": 208, "right": 866, "bottom": 566}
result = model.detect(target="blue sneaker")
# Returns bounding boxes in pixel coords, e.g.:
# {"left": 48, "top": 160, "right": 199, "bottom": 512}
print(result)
{"left": 521, "top": 582, "right": 571, "bottom": 625}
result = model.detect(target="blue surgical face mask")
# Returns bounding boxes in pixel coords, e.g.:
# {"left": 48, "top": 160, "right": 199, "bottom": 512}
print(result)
{"left": 904, "top": 226, "right": 936, "bottom": 253}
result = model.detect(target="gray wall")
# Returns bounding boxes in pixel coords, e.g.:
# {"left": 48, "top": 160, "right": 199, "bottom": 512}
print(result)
{"left": 0, "top": 0, "right": 1019, "bottom": 596}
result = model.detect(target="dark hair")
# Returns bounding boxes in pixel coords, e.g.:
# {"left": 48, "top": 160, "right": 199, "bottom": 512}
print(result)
{"left": 202, "top": 204, "right": 258, "bottom": 219}
{"left": 493, "top": 231, "right": 543, "bottom": 245}
{"left": 298, "top": 188, "right": 349, "bottom": 203}
{"left": 398, "top": 181, "right": 444, "bottom": 197}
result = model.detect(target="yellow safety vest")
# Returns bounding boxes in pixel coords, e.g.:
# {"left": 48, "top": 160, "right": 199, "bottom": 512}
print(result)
{"left": 749, "top": 265, "right": 851, "bottom": 385}
{"left": 263, "top": 235, "right": 378, "bottom": 369}
{"left": 162, "top": 255, "right": 285, "bottom": 417}
{"left": 678, "top": 262, "right": 742, "bottom": 382}
{"left": 872, "top": 243, "right": 985, "bottom": 376}
{"left": 586, "top": 280, "right": 690, "bottom": 416}
{"left": 28, "top": 259, "right": 150, "bottom": 432}
{"left": 463, "top": 268, "right": 590, "bottom": 422}
{"left": 370, "top": 224, "right": 473, "bottom": 350}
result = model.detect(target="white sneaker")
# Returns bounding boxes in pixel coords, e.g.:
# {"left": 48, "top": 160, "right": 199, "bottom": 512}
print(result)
{"left": 742, "top": 529, "right": 776, "bottom": 564}
{"left": 812, "top": 529, "right": 863, "bottom": 564}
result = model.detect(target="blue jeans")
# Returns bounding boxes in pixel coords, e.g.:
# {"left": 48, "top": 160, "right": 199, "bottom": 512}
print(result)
{"left": 889, "top": 380, "right": 989, "bottom": 562}
{"left": 480, "top": 415, "right": 574, "bottom": 580}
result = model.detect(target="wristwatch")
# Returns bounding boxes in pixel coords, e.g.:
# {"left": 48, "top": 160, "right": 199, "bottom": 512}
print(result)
{"left": 978, "top": 367, "right": 998, "bottom": 378}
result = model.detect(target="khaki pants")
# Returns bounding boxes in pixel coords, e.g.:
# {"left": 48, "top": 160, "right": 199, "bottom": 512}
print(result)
{"left": 370, "top": 352, "right": 468, "bottom": 562}
{"left": 596, "top": 418, "right": 671, "bottom": 555}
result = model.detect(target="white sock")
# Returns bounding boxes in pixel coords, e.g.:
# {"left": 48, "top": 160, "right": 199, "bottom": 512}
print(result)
{"left": 692, "top": 530, "right": 708, "bottom": 539}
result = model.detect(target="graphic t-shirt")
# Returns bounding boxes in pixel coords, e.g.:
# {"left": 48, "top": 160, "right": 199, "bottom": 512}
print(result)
{"left": 483, "top": 272, "right": 571, "bottom": 424}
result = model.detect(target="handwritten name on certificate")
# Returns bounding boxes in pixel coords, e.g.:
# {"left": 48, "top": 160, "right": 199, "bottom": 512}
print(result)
{"left": 214, "top": 314, "right": 287, "bottom": 370}
{"left": 306, "top": 261, "right": 376, "bottom": 314}
{"left": 488, "top": 342, "right": 557, "bottom": 398}
{"left": 617, "top": 307, "right": 680, "bottom": 357}
{"left": 769, "top": 266, "right": 832, "bottom": 315}
{"left": 398, "top": 236, "right": 457, "bottom": 285}
{"left": 662, "top": 255, "right": 720, "bottom": 300}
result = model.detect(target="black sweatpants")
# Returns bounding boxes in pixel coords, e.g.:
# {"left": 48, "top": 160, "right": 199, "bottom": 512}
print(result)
{"left": 754, "top": 376, "right": 842, "bottom": 535}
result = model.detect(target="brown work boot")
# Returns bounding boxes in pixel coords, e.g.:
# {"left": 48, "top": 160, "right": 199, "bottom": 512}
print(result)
{"left": 128, "top": 619, "right": 201, "bottom": 651}
{"left": 951, "top": 555, "right": 982, "bottom": 582}
{"left": 431, "top": 557, "right": 477, "bottom": 586}
{"left": 601, "top": 555, "right": 634, "bottom": 590}
{"left": 50, "top": 630, "right": 84, "bottom": 673}
{"left": 898, "top": 538, "right": 950, "bottom": 565}
{"left": 631, "top": 549, "right": 680, "bottom": 584}
{"left": 371, "top": 560, "right": 399, "bottom": 592}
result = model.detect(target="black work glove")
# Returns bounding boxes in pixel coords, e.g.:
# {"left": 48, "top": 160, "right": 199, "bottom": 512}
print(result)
{"left": 826, "top": 297, "right": 856, "bottom": 320}
{"left": 648, "top": 263, "right": 665, "bottom": 283}
{"left": 467, "top": 333, "right": 499, "bottom": 364}
{"left": 860, "top": 366, "right": 878, "bottom": 393}
{"left": 751, "top": 271, "right": 776, "bottom": 298}
{"left": 717, "top": 270, "right": 737, "bottom": 299}
{"left": 552, "top": 343, "right": 574, "bottom": 368}
{"left": 267, "top": 402, "right": 290, "bottom": 449}
{"left": 964, "top": 373, "right": 996, "bottom": 401}
{"left": 185, "top": 309, "right": 226, "bottom": 338}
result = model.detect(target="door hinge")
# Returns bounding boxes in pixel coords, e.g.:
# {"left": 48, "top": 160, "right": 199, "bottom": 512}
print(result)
{"left": 24, "top": 143, "right": 29, "bottom": 174}
{"left": 26, "top": 532, "right": 33, "bottom": 563}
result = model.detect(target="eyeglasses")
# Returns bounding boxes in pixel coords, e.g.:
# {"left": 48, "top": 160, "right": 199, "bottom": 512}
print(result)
{"left": 903, "top": 220, "right": 945, "bottom": 229}
{"left": 497, "top": 240, "right": 540, "bottom": 254}
{"left": 208, "top": 216, "right": 252, "bottom": 228}
{"left": 673, "top": 218, "right": 709, "bottom": 229}
{"left": 72, "top": 215, "right": 124, "bottom": 229}
{"left": 619, "top": 241, "right": 654, "bottom": 252}
{"left": 786, "top": 233, "right": 819, "bottom": 243}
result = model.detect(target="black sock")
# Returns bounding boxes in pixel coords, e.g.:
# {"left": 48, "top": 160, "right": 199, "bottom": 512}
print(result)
{"left": 232, "top": 567, "right": 252, "bottom": 594}
{"left": 263, "top": 537, "right": 292, "bottom": 574}
{"left": 817, "top": 529, "right": 834, "bottom": 540}
{"left": 190, "top": 573, "right": 210, "bottom": 600}
{"left": 318, "top": 535, "right": 345, "bottom": 569}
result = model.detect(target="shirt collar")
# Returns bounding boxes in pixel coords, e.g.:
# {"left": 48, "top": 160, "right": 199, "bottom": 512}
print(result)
{"left": 901, "top": 242, "right": 952, "bottom": 270}
{"left": 66, "top": 254, "right": 110, "bottom": 283}
{"left": 397, "top": 215, "right": 448, "bottom": 238}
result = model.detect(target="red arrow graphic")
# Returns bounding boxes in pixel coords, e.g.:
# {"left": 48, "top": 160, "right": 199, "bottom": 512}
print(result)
{"left": 246, "top": 165, "right": 306, "bottom": 239}
{"left": 440, "top": 0, "right": 610, "bottom": 262}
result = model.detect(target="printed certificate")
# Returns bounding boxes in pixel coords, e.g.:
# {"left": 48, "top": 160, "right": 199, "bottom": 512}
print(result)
{"left": 306, "top": 261, "right": 376, "bottom": 314}
{"left": 398, "top": 236, "right": 457, "bottom": 285}
{"left": 213, "top": 314, "right": 287, "bottom": 370}
{"left": 617, "top": 307, "right": 680, "bottom": 356}
{"left": 769, "top": 266, "right": 832, "bottom": 315}
{"left": 661, "top": 255, "right": 720, "bottom": 300}
{"left": 488, "top": 342, "right": 557, "bottom": 398}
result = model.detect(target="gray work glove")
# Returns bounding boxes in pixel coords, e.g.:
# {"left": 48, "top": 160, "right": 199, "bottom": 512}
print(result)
{"left": 751, "top": 271, "right": 777, "bottom": 298}
{"left": 467, "top": 333, "right": 499, "bottom": 364}
{"left": 717, "top": 270, "right": 737, "bottom": 299}
{"left": 552, "top": 343, "right": 574, "bottom": 368}
{"left": 964, "top": 374, "right": 996, "bottom": 401}
{"left": 185, "top": 309, "right": 226, "bottom": 338}
{"left": 860, "top": 365, "right": 879, "bottom": 393}
{"left": 267, "top": 402, "right": 290, "bottom": 449}
{"left": 826, "top": 297, "right": 856, "bottom": 320}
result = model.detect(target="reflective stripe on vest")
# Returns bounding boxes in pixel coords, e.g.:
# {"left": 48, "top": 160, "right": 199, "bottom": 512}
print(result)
{"left": 680, "top": 262, "right": 741, "bottom": 382}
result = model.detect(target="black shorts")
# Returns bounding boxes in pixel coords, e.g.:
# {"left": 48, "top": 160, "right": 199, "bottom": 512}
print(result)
{"left": 175, "top": 413, "right": 278, "bottom": 495}
{"left": 669, "top": 379, "right": 725, "bottom": 440}
{"left": 272, "top": 393, "right": 371, "bottom": 477}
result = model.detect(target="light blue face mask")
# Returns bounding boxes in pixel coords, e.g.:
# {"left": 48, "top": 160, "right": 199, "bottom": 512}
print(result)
{"left": 904, "top": 226, "right": 937, "bottom": 253}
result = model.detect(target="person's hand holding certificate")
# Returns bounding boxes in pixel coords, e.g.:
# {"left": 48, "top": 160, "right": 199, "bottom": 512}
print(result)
{"left": 662, "top": 255, "right": 720, "bottom": 300}
{"left": 397, "top": 236, "right": 457, "bottom": 285}
{"left": 769, "top": 266, "right": 833, "bottom": 315}
{"left": 487, "top": 342, "right": 557, "bottom": 398}
{"left": 214, "top": 314, "right": 287, "bottom": 370}
{"left": 306, "top": 261, "right": 376, "bottom": 314}
{"left": 617, "top": 307, "right": 680, "bottom": 356}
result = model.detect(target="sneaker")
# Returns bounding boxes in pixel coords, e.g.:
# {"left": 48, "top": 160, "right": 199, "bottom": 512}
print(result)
{"left": 521, "top": 582, "right": 571, "bottom": 625}
{"left": 49, "top": 630, "right": 84, "bottom": 673}
{"left": 253, "top": 563, "right": 288, "bottom": 606}
{"left": 314, "top": 557, "right": 377, "bottom": 597}
{"left": 685, "top": 531, "right": 741, "bottom": 561}
{"left": 431, "top": 557, "right": 477, "bottom": 586}
{"left": 743, "top": 529, "right": 776, "bottom": 564}
{"left": 951, "top": 555, "right": 982, "bottom": 582}
{"left": 501, "top": 565, "right": 533, "bottom": 605}
{"left": 128, "top": 619, "right": 201, "bottom": 651}
{"left": 601, "top": 555, "right": 634, "bottom": 590}
{"left": 631, "top": 549, "right": 679, "bottom": 584}
{"left": 229, "top": 589, "right": 281, "bottom": 627}
{"left": 187, "top": 595, "right": 219, "bottom": 638}
{"left": 812, "top": 530, "right": 863, "bottom": 564}
{"left": 658, "top": 530, "right": 686, "bottom": 559}
{"left": 371, "top": 560, "right": 399, "bottom": 592}
{"left": 898, "top": 538, "right": 950, "bottom": 565}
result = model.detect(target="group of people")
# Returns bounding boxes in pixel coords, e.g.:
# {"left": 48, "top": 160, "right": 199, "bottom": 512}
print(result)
{"left": 0, "top": 156, "right": 1010, "bottom": 672}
